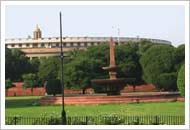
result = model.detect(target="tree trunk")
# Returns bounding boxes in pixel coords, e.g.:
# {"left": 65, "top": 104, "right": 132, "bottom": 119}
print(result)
{"left": 31, "top": 88, "right": 33, "bottom": 96}
{"left": 82, "top": 88, "right": 86, "bottom": 95}
{"left": 133, "top": 85, "right": 136, "bottom": 92}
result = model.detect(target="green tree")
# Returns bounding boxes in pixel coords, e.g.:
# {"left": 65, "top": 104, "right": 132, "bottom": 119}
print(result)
{"left": 174, "top": 44, "right": 185, "bottom": 72}
{"left": 5, "top": 79, "right": 14, "bottom": 89}
{"left": 62, "top": 57, "right": 95, "bottom": 94}
{"left": 58, "top": 45, "right": 109, "bottom": 94}
{"left": 137, "top": 39, "right": 155, "bottom": 56}
{"left": 157, "top": 72, "right": 177, "bottom": 91}
{"left": 22, "top": 73, "right": 38, "bottom": 94}
{"left": 5, "top": 79, "right": 15, "bottom": 96}
{"left": 177, "top": 64, "right": 185, "bottom": 97}
{"left": 5, "top": 48, "right": 31, "bottom": 81}
{"left": 60, "top": 43, "right": 143, "bottom": 93}
{"left": 38, "top": 57, "right": 61, "bottom": 83}
{"left": 140, "top": 45, "right": 177, "bottom": 90}
{"left": 115, "top": 45, "right": 143, "bottom": 91}
{"left": 45, "top": 79, "right": 61, "bottom": 96}
{"left": 5, "top": 48, "right": 14, "bottom": 80}
{"left": 30, "top": 58, "right": 40, "bottom": 74}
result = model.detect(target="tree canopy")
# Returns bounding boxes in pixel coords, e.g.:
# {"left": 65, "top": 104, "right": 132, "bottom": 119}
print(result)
{"left": 177, "top": 64, "right": 185, "bottom": 97}
{"left": 140, "top": 45, "right": 177, "bottom": 90}
{"left": 5, "top": 41, "right": 185, "bottom": 94}
{"left": 22, "top": 73, "right": 38, "bottom": 89}
{"left": 38, "top": 56, "right": 61, "bottom": 82}
{"left": 5, "top": 48, "right": 31, "bottom": 81}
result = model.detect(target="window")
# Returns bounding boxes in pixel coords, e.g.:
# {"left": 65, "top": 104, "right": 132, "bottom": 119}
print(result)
{"left": 72, "top": 43, "right": 77, "bottom": 47}
{"left": 41, "top": 43, "right": 45, "bottom": 47}
{"left": 66, "top": 43, "right": 71, "bottom": 47}
{"left": 11, "top": 44, "right": 15, "bottom": 47}
{"left": 19, "top": 44, "right": 22, "bottom": 47}
{"left": 33, "top": 43, "right": 38, "bottom": 48}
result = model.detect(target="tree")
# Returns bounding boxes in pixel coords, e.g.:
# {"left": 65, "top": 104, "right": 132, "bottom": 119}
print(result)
{"left": 22, "top": 73, "right": 38, "bottom": 94}
{"left": 60, "top": 43, "right": 144, "bottom": 93}
{"left": 115, "top": 45, "right": 143, "bottom": 91}
{"left": 137, "top": 39, "right": 155, "bottom": 56}
{"left": 5, "top": 48, "right": 14, "bottom": 80}
{"left": 5, "top": 48, "right": 31, "bottom": 81}
{"left": 62, "top": 57, "right": 95, "bottom": 94}
{"left": 174, "top": 44, "right": 185, "bottom": 72}
{"left": 5, "top": 79, "right": 14, "bottom": 96}
{"left": 57, "top": 44, "right": 109, "bottom": 94}
{"left": 45, "top": 79, "right": 62, "bottom": 96}
{"left": 5, "top": 79, "right": 14, "bottom": 89}
{"left": 29, "top": 58, "right": 40, "bottom": 74}
{"left": 177, "top": 64, "right": 185, "bottom": 97}
{"left": 140, "top": 45, "right": 177, "bottom": 90}
{"left": 157, "top": 72, "right": 177, "bottom": 91}
{"left": 38, "top": 57, "right": 61, "bottom": 83}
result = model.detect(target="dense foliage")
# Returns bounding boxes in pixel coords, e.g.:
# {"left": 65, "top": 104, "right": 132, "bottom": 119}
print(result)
{"left": 5, "top": 41, "right": 185, "bottom": 94}
{"left": 140, "top": 45, "right": 178, "bottom": 91}
{"left": 5, "top": 79, "right": 14, "bottom": 89}
{"left": 22, "top": 73, "right": 38, "bottom": 89}
{"left": 38, "top": 57, "right": 61, "bottom": 82}
{"left": 174, "top": 44, "right": 185, "bottom": 72}
{"left": 45, "top": 79, "right": 62, "bottom": 96}
{"left": 5, "top": 48, "right": 31, "bottom": 81}
{"left": 177, "top": 64, "right": 185, "bottom": 97}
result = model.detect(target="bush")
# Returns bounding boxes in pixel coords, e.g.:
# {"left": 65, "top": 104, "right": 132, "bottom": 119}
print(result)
{"left": 45, "top": 79, "right": 62, "bottom": 96}
{"left": 140, "top": 45, "right": 176, "bottom": 90}
{"left": 157, "top": 72, "right": 177, "bottom": 91}
{"left": 22, "top": 73, "right": 38, "bottom": 88}
{"left": 5, "top": 79, "right": 14, "bottom": 89}
{"left": 174, "top": 44, "right": 185, "bottom": 71}
{"left": 177, "top": 64, "right": 185, "bottom": 97}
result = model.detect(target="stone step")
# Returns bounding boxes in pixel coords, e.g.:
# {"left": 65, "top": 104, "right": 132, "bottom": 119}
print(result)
{"left": 40, "top": 92, "right": 182, "bottom": 105}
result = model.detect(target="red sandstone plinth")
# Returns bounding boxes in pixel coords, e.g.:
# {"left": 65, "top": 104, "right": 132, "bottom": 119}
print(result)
{"left": 40, "top": 92, "right": 184, "bottom": 105}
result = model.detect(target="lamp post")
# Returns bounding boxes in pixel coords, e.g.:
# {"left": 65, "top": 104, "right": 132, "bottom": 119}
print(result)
{"left": 59, "top": 12, "right": 66, "bottom": 125}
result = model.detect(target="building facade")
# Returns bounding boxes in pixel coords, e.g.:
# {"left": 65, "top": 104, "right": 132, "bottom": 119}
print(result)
{"left": 5, "top": 25, "right": 172, "bottom": 59}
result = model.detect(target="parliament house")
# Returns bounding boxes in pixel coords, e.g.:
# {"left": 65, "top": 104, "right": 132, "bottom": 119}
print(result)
{"left": 5, "top": 25, "right": 171, "bottom": 59}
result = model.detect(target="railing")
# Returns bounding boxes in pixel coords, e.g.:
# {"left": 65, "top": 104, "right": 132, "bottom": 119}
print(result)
{"left": 6, "top": 115, "right": 184, "bottom": 125}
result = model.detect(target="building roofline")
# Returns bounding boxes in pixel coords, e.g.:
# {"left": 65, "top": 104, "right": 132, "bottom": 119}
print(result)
{"left": 5, "top": 36, "right": 171, "bottom": 44}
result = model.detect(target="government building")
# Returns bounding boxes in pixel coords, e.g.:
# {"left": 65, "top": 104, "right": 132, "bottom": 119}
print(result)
{"left": 5, "top": 25, "right": 171, "bottom": 59}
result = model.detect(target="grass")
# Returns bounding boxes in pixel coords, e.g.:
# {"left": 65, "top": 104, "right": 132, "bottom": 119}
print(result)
{"left": 5, "top": 96, "right": 185, "bottom": 117}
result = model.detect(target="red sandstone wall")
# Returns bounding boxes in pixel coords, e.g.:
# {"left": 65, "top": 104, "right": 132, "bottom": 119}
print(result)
{"left": 6, "top": 82, "right": 45, "bottom": 96}
{"left": 121, "top": 84, "right": 156, "bottom": 93}
{"left": 6, "top": 82, "right": 156, "bottom": 97}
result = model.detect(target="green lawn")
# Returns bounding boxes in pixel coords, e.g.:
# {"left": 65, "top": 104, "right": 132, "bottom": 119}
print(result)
{"left": 5, "top": 96, "right": 185, "bottom": 117}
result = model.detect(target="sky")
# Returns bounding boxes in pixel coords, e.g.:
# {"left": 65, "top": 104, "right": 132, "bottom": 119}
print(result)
{"left": 5, "top": 5, "right": 185, "bottom": 47}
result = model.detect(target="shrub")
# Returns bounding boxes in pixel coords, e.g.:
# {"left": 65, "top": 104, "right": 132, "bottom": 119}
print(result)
{"left": 5, "top": 79, "right": 14, "bottom": 89}
{"left": 157, "top": 72, "right": 177, "bottom": 91}
{"left": 177, "top": 64, "right": 185, "bottom": 97}
{"left": 45, "top": 79, "right": 62, "bottom": 96}
{"left": 22, "top": 73, "right": 38, "bottom": 88}
{"left": 140, "top": 45, "right": 176, "bottom": 90}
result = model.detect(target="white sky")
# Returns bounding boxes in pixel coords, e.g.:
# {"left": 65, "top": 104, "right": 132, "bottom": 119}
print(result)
{"left": 5, "top": 5, "right": 185, "bottom": 47}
